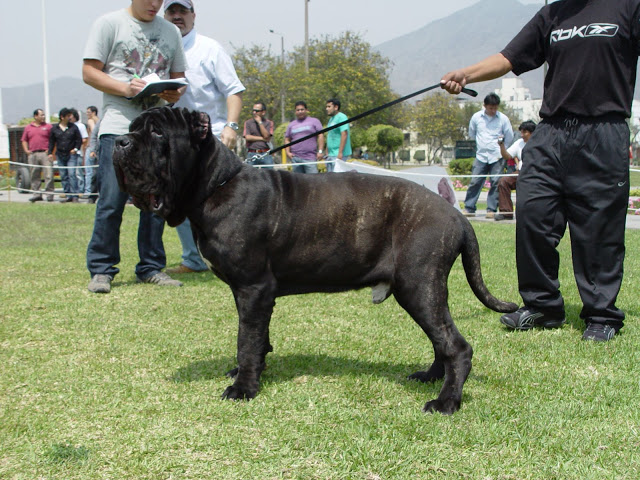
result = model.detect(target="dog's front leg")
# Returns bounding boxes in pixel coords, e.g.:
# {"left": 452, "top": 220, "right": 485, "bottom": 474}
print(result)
{"left": 221, "top": 284, "right": 275, "bottom": 401}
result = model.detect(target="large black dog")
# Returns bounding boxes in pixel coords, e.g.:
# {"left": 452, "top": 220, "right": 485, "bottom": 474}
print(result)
{"left": 113, "top": 107, "right": 517, "bottom": 414}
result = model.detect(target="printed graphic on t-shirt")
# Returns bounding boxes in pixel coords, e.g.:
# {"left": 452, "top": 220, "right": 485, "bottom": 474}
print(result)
{"left": 119, "top": 35, "right": 174, "bottom": 108}
{"left": 291, "top": 125, "right": 315, "bottom": 135}
{"left": 550, "top": 23, "right": 619, "bottom": 43}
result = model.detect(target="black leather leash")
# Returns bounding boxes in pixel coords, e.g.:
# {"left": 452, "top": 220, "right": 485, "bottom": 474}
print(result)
{"left": 265, "top": 83, "right": 478, "bottom": 157}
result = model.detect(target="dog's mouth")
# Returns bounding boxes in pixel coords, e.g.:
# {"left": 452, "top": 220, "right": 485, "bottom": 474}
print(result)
{"left": 129, "top": 188, "right": 166, "bottom": 216}
{"left": 116, "top": 167, "right": 167, "bottom": 216}
{"left": 134, "top": 192, "right": 164, "bottom": 214}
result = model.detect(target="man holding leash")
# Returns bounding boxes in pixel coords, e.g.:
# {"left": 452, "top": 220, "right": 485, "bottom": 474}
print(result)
{"left": 163, "top": 0, "right": 246, "bottom": 275}
{"left": 441, "top": 0, "right": 637, "bottom": 341}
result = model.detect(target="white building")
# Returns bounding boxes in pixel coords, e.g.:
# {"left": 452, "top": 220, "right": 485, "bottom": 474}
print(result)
{"left": 631, "top": 100, "right": 640, "bottom": 128}
{"left": 494, "top": 77, "right": 542, "bottom": 123}
{"left": 497, "top": 78, "right": 640, "bottom": 129}
{"left": 399, "top": 78, "right": 640, "bottom": 165}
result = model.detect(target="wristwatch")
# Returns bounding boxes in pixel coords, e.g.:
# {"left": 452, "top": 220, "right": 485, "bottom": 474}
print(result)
{"left": 224, "top": 122, "right": 239, "bottom": 131}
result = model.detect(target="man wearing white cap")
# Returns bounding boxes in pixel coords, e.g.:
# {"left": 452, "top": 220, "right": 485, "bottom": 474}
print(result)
{"left": 164, "top": 0, "right": 246, "bottom": 274}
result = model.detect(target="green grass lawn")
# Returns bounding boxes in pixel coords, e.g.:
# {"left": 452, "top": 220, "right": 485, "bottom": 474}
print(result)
{"left": 1, "top": 204, "right": 639, "bottom": 479}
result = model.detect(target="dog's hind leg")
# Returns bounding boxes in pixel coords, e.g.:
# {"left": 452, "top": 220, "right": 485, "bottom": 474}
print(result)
{"left": 394, "top": 276, "right": 472, "bottom": 415}
{"left": 221, "top": 282, "right": 276, "bottom": 401}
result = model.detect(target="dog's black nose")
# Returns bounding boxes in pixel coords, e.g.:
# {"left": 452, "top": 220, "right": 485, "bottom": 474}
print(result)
{"left": 115, "top": 136, "right": 131, "bottom": 148}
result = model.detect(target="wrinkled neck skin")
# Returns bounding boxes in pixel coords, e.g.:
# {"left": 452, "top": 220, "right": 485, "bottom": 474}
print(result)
{"left": 175, "top": 135, "right": 244, "bottom": 226}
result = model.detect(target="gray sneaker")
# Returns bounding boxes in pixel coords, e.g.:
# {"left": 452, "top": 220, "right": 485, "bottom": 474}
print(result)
{"left": 136, "top": 272, "right": 183, "bottom": 287}
{"left": 500, "top": 307, "right": 565, "bottom": 330}
{"left": 88, "top": 274, "right": 112, "bottom": 294}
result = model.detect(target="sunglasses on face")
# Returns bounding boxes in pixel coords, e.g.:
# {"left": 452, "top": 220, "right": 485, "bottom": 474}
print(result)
{"left": 252, "top": 109, "right": 264, "bottom": 112}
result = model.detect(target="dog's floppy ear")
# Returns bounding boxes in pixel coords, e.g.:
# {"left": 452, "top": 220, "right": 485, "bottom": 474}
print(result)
{"left": 188, "top": 109, "right": 213, "bottom": 147}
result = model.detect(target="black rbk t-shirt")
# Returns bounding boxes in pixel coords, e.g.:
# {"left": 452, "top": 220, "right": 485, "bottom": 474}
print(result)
{"left": 501, "top": 0, "right": 640, "bottom": 118}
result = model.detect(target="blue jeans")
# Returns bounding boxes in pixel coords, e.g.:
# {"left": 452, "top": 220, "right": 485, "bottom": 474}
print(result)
{"left": 464, "top": 159, "right": 503, "bottom": 213}
{"left": 246, "top": 152, "right": 274, "bottom": 168}
{"left": 325, "top": 156, "right": 350, "bottom": 172}
{"left": 73, "top": 153, "right": 84, "bottom": 193}
{"left": 57, "top": 152, "right": 79, "bottom": 198}
{"left": 83, "top": 151, "right": 96, "bottom": 195}
{"left": 247, "top": 152, "right": 273, "bottom": 168}
{"left": 325, "top": 156, "right": 337, "bottom": 172}
{"left": 176, "top": 218, "right": 208, "bottom": 271}
{"left": 291, "top": 156, "right": 318, "bottom": 174}
{"left": 86, "top": 134, "right": 166, "bottom": 279}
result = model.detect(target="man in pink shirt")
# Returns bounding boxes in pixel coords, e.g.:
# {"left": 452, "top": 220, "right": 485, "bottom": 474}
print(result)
{"left": 21, "top": 109, "right": 54, "bottom": 202}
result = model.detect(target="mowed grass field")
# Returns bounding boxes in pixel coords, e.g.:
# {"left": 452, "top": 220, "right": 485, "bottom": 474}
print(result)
{"left": 1, "top": 203, "right": 639, "bottom": 479}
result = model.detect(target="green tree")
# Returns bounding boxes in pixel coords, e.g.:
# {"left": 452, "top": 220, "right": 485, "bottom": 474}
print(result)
{"left": 273, "top": 123, "right": 289, "bottom": 148}
{"left": 17, "top": 115, "right": 58, "bottom": 126}
{"left": 350, "top": 126, "right": 367, "bottom": 150}
{"left": 457, "top": 101, "right": 482, "bottom": 139}
{"left": 234, "top": 32, "right": 408, "bottom": 134}
{"left": 365, "top": 124, "right": 404, "bottom": 167}
{"left": 499, "top": 103, "right": 523, "bottom": 131}
{"left": 413, "top": 92, "right": 462, "bottom": 164}
{"left": 233, "top": 45, "right": 283, "bottom": 126}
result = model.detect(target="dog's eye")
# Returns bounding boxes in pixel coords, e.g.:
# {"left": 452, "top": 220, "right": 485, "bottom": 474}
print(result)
{"left": 150, "top": 125, "right": 163, "bottom": 138}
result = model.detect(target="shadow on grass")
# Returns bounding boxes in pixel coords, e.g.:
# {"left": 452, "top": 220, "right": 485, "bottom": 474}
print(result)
{"left": 170, "top": 353, "right": 448, "bottom": 394}
{"left": 44, "top": 442, "right": 89, "bottom": 464}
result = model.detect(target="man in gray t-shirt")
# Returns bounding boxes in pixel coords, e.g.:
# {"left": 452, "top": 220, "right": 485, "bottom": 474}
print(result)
{"left": 84, "top": 0, "right": 188, "bottom": 294}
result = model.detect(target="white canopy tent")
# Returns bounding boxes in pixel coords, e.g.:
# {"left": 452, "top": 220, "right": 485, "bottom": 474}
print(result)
{"left": 333, "top": 160, "right": 461, "bottom": 211}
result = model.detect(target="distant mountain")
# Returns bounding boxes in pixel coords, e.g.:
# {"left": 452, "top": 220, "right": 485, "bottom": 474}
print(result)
{"left": 3, "top": 0, "right": 640, "bottom": 124}
{"left": 2, "top": 77, "right": 102, "bottom": 125}
{"left": 376, "top": 0, "right": 544, "bottom": 100}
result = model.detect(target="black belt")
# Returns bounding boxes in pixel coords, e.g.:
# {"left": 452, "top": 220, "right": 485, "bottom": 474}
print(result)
{"left": 544, "top": 112, "right": 626, "bottom": 126}
{"left": 31, "top": 149, "right": 47, "bottom": 153}
{"left": 248, "top": 148, "right": 269, "bottom": 153}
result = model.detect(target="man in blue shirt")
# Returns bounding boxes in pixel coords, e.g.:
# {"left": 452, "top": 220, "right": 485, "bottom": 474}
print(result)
{"left": 463, "top": 93, "right": 513, "bottom": 217}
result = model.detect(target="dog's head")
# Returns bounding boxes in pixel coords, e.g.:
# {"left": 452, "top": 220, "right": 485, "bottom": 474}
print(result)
{"left": 113, "top": 107, "right": 218, "bottom": 226}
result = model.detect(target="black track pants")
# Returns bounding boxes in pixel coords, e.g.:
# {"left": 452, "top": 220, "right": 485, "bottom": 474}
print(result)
{"left": 515, "top": 116, "right": 629, "bottom": 328}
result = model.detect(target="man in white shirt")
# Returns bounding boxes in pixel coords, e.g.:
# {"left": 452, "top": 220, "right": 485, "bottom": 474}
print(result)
{"left": 495, "top": 120, "right": 536, "bottom": 221}
{"left": 164, "top": 0, "right": 246, "bottom": 274}
{"left": 463, "top": 93, "right": 514, "bottom": 218}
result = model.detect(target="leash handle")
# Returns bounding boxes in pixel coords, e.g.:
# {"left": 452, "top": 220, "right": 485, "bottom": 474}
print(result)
{"left": 460, "top": 87, "right": 478, "bottom": 97}
{"left": 269, "top": 83, "right": 478, "bottom": 156}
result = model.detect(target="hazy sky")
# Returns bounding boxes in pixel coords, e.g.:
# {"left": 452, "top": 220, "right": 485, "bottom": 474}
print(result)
{"left": 0, "top": 0, "right": 544, "bottom": 88}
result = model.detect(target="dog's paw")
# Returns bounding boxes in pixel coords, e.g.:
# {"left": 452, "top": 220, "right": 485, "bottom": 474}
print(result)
{"left": 221, "top": 383, "right": 258, "bottom": 401}
{"left": 408, "top": 369, "right": 444, "bottom": 383}
{"left": 225, "top": 366, "right": 239, "bottom": 378}
{"left": 422, "top": 398, "right": 460, "bottom": 415}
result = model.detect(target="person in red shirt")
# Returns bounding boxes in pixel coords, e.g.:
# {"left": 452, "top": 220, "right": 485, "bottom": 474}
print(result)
{"left": 20, "top": 109, "right": 53, "bottom": 202}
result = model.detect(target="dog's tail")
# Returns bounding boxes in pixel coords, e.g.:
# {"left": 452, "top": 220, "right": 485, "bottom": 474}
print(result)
{"left": 460, "top": 220, "right": 519, "bottom": 313}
